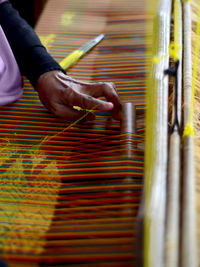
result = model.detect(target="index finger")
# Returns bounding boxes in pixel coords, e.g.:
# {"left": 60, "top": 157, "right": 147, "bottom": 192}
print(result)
{"left": 93, "top": 82, "right": 122, "bottom": 120}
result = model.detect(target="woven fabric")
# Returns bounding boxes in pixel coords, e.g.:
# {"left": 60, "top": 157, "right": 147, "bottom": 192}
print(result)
{"left": 0, "top": 0, "right": 146, "bottom": 266}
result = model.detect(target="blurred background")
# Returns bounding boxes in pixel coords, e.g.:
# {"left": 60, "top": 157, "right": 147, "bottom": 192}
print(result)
{"left": 10, "top": 0, "right": 47, "bottom": 26}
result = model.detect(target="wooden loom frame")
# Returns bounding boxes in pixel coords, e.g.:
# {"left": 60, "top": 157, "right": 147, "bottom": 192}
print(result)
{"left": 144, "top": 0, "right": 198, "bottom": 266}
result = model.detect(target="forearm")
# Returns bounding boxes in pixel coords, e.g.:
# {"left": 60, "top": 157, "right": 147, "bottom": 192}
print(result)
{"left": 0, "top": 1, "right": 65, "bottom": 88}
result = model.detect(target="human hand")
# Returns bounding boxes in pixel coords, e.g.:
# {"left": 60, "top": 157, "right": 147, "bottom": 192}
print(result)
{"left": 37, "top": 70, "right": 121, "bottom": 122}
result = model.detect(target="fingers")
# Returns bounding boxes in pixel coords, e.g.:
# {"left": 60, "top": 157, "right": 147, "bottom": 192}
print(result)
{"left": 52, "top": 103, "right": 96, "bottom": 122}
{"left": 57, "top": 73, "right": 121, "bottom": 110}
{"left": 59, "top": 75, "right": 122, "bottom": 119}
{"left": 104, "top": 83, "right": 122, "bottom": 120}
{"left": 85, "top": 82, "right": 122, "bottom": 120}
{"left": 38, "top": 71, "right": 122, "bottom": 121}
{"left": 65, "top": 92, "right": 114, "bottom": 111}
{"left": 57, "top": 75, "right": 115, "bottom": 111}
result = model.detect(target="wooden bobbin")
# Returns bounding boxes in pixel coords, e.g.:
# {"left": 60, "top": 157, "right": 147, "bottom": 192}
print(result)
{"left": 120, "top": 102, "right": 136, "bottom": 134}
{"left": 120, "top": 103, "right": 136, "bottom": 215}
{"left": 120, "top": 102, "right": 136, "bottom": 159}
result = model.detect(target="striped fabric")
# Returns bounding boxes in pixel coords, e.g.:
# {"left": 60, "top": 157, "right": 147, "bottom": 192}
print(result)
{"left": 0, "top": 0, "right": 146, "bottom": 266}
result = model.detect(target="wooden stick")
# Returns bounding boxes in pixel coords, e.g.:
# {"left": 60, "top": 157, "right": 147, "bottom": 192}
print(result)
{"left": 121, "top": 102, "right": 136, "bottom": 134}
{"left": 144, "top": 0, "right": 172, "bottom": 266}
{"left": 181, "top": 1, "right": 198, "bottom": 266}
{"left": 165, "top": 1, "right": 182, "bottom": 266}
{"left": 120, "top": 102, "right": 136, "bottom": 159}
{"left": 120, "top": 102, "right": 136, "bottom": 181}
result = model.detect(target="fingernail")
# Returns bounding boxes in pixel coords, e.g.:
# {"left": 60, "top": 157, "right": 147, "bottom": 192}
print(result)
{"left": 106, "top": 102, "right": 114, "bottom": 109}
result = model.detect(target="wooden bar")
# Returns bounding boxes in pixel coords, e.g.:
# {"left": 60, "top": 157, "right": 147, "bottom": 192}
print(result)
{"left": 165, "top": 1, "right": 182, "bottom": 266}
{"left": 181, "top": 1, "right": 198, "bottom": 266}
{"left": 144, "top": 0, "right": 172, "bottom": 266}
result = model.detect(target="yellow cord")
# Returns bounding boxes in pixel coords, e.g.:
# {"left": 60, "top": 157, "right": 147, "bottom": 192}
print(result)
{"left": 170, "top": 0, "right": 180, "bottom": 61}
{"left": 153, "top": 0, "right": 180, "bottom": 65}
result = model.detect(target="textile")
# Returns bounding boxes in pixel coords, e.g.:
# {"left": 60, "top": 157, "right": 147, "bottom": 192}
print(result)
{"left": 0, "top": 0, "right": 146, "bottom": 266}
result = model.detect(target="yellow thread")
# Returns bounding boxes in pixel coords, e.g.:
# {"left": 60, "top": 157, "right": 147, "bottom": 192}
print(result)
{"left": 152, "top": 55, "right": 167, "bottom": 64}
{"left": 73, "top": 105, "right": 82, "bottom": 111}
{"left": 183, "top": 123, "right": 195, "bottom": 137}
{"left": 37, "top": 105, "right": 96, "bottom": 145}
{"left": 169, "top": 42, "right": 180, "bottom": 61}
{"left": 169, "top": 0, "right": 180, "bottom": 61}
{"left": 183, "top": 0, "right": 200, "bottom": 138}
{"left": 155, "top": 1, "right": 181, "bottom": 65}
{"left": 0, "top": 134, "right": 61, "bottom": 253}
{"left": 0, "top": 105, "right": 96, "bottom": 183}
{"left": 0, "top": 105, "right": 96, "bottom": 182}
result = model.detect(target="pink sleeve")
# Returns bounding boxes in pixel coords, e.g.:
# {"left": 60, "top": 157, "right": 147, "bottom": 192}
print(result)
{"left": 0, "top": 24, "right": 23, "bottom": 105}
{"left": 0, "top": 0, "right": 8, "bottom": 3}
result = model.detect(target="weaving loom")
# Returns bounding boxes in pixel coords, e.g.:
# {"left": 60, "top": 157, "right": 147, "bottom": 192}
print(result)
{"left": 0, "top": 0, "right": 145, "bottom": 266}
{"left": 2, "top": 0, "right": 200, "bottom": 266}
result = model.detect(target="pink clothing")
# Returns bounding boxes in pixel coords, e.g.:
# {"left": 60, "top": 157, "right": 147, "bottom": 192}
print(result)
{"left": 0, "top": 0, "right": 23, "bottom": 105}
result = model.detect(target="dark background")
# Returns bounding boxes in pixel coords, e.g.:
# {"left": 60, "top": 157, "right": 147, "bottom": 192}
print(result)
{"left": 10, "top": 0, "right": 47, "bottom": 27}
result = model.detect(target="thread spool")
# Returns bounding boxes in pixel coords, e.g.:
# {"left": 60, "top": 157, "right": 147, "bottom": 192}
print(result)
{"left": 120, "top": 103, "right": 136, "bottom": 218}
{"left": 121, "top": 102, "right": 136, "bottom": 134}
{"left": 120, "top": 102, "right": 136, "bottom": 159}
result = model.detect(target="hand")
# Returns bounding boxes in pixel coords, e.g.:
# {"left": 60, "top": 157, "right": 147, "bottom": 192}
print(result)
{"left": 37, "top": 70, "right": 121, "bottom": 122}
